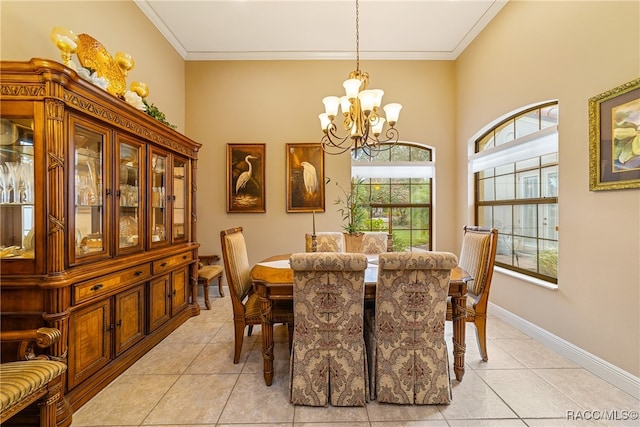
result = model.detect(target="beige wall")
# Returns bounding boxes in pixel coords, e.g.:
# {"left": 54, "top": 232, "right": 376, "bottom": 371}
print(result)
{"left": 186, "top": 60, "right": 459, "bottom": 264}
{"left": 456, "top": 1, "right": 639, "bottom": 375}
{"left": 2, "top": 0, "right": 638, "bottom": 378}
{"left": 0, "top": 0, "right": 186, "bottom": 131}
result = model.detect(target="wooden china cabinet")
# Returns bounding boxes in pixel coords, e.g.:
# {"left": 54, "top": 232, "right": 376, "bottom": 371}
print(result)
{"left": 0, "top": 59, "right": 201, "bottom": 426}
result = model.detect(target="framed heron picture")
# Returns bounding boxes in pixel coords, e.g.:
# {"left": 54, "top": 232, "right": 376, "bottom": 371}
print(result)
{"left": 286, "top": 143, "right": 325, "bottom": 212}
{"left": 227, "top": 143, "right": 266, "bottom": 213}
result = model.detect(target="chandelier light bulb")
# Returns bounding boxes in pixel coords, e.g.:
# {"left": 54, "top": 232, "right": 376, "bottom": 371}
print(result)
{"left": 318, "top": 113, "right": 332, "bottom": 132}
{"left": 383, "top": 103, "right": 403, "bottom": 126}
{"left": 372, "top": 89, "right": 384, "bottom": 108}
{"left": 339, "top": 96, "right": 351, "bottom": 116}
{"left": 343, "top": 78, "right": 362, "bottom": 101}
{"left": 358, "top": 90, "right": 376, "bottom": 114}
{"left": 322, "top": 96, "right": 340, "bottom": 120}
{"left": 371, "top": 117, "right": 386, "bottom": 136}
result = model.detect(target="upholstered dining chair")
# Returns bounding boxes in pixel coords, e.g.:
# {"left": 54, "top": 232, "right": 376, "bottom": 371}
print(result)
{"left": 446, "top": 226, "right": 498, "bottom": 362}
{"left": 368, "top": 251, "right": 458, "bottom": 404}
{"left": 220, "top": 227, "right": 293, "bottom": 364}
{"left": 360, "top": 231, "right": 393, "bottom": 254}
{"left": 304, "top": 232, "right": 345, "bottom": 252}
{"left": 289, "top": 252, "right": 369, "bottom": 407}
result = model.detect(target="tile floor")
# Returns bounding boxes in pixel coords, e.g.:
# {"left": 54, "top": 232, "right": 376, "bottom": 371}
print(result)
{"left": 71, "top": 287, "right": 639, "bottom": 426}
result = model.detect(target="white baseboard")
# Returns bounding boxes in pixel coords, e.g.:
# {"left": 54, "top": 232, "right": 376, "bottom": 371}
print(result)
{"left": 489, "top": 302, "right": 640, "bottom": 400}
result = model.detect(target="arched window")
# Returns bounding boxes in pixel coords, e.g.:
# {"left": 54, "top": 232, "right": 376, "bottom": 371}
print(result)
{"left": 350, "top": 142, "right": 434, "bottom": 251}
{"left": 470, "top": 101, "right": 559, "bottom": 283}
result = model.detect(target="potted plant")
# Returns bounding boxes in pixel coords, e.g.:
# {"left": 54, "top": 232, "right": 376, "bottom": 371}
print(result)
{"left": 333, "top": 178, "right": 368, "bottom": 251}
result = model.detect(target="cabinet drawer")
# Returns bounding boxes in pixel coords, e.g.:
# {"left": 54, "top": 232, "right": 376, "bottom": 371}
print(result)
{"left": 153, "top": 252, "right": 193, "bottom": 274}
{"left": 74, "top": 264, "right": 151, "bottom": 304}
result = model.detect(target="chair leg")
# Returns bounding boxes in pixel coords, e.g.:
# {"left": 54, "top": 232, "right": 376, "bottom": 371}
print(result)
{"left": 217, "top": 274, "right": 225, "bottom": 297}
{"left": 474, "top": 316, "right": 488, "bottom": 361}
{"left": 203, "top": 281, "right": 212, "bottom": 310}
{"left": 233, "top": 320, "right": 246, "bottom": 364}
{"left": 247, "top": 325, "right": 253, "bottom": 336}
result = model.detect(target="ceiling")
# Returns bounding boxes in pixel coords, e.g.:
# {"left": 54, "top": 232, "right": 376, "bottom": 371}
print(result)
{"left": 134, "top": 0, "right": 508, "bottom": 61}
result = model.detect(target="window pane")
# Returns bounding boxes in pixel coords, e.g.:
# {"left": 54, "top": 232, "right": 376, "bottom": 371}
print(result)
{"left": 516, "top": 170, "right": 540, "bottom": 199}
{"left": 515, "top": 109, "right": 540, "bottom": 139}
{"left": 411, "top": 229, "right": 429, "bottom": 251}
{"left": 478, "top": 132, "right": 495, "bottom": 151}
{"left": 539, "top": 239, "right": 558, "bottom": 279}
{"left": 542, "top": 166, "right": 558, "bottom": 197}
{"left": 515, "top": 237, "right": 538, "bottom": 274}
{"left": 478, "top": 167, "right": 495, "bottom": 179}
{"left": 495, "top": 120, "right": 515, "bottom": 147}
{"left": 494, "top": 205, "right": 513, "bottom": 262}
{"left": 541, "top": 104, "right": 558, "bottom": 127}
{"left": 478, "top": 177, "right": 495, "bottom": 202}
{"left": 391, "top": 145, "right": 410, "bottom": 162}
{"left": 515, "top": 204, "right": 537, "bottom": 238}
{"left": 478, "top": 205, "right": 492, "bottom": 228}
{"left": 410, "top": 184, "right": 430, "bottom": 203}
{"left": 538, "top": 204, "right": 558, "bottom": 240}
{"left": 541, "top": 152, "right": 557, "bottom": 165}
{"left": 495, "top": 163, "right": 514, "bottom": 175}
{"left": 411, "top": 146, "right": 431, "bottom": 161}
{"left": 516, "top": 157, "right": 539, "bottom": 171}
{"left": 495, "top": 174, "right": 515, "bottom": 200}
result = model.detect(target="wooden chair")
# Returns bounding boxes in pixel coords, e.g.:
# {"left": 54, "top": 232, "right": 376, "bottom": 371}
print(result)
{"left": 197, "top": 254, "right": 224, "bottom": 309}
{"left": 368, "top": 251, "right": 458, "bottom": 404}
{"left": 289, "top": 252, "right": 369, "bottom": 406}
{"left": 220, "top": 227, "right": 293, "bottom": 364}
{"left": 446, "top": 225, "right": 498, "bottom": 362}
{"left": 0, "top": 327, "right": 68, "bottom": 427}
{"left": 304, "top": 232, "right": 344, "bottom": 252}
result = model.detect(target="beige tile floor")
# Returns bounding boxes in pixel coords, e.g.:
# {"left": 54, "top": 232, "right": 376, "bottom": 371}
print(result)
{"left": 71, "top": 287, "right": 639, "bottom": 427}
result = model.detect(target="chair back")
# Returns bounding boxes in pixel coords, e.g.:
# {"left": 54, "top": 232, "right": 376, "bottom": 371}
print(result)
{"left": 360, "top": 232, "right": 393, "bottom": 254}
{"left": 220, "top": 227, "right": 253, "bottom": 307}
{"left": 374, "top": 251, "right": 458, "bottom": 404}
{"left": 304, "top": 232, "right": 345, "bottom": 252}
{"left": 458, "top": 226, "right": 498, "bottom": 306}
{"left": 289, "top": 252, "right": 368, "bottom": 406}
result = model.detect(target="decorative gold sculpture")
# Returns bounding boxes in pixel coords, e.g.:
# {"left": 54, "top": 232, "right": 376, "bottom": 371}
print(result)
{"left": 50, "top": 26, "right": 79, "bottom": 69}
{"left": 75, "top": 33, "right": 128, "bottom": 97}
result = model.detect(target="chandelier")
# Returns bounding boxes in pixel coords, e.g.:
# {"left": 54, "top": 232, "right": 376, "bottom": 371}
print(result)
{"left": 319, "top": 0, "right": 402, "bottom": 158}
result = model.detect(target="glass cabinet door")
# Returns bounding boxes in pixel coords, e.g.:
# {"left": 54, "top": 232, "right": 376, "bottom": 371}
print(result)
{"left": 72, "top": 118, "right": 108, "bottom": 262}
{"left": 117, "top": 137, "right": 144, "bottom": 254}
{"left": 0, "top": 117, "right": 35, "bottom": 259}
{"left": 150, "top": 148, "right": 167, "bottom": 246}
{"left": 172, "top": 157, "right": 188, "bottom": 242}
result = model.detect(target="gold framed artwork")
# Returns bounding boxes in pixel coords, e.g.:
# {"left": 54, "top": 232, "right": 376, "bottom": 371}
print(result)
{"left": 286, "top": 143, "right": 325, "bottom": 212}
{"left": 589, "top": 78, "right": 640, "bottom": 191}
{"left": 226, "top": 143, "right": 266, "bottom": 212}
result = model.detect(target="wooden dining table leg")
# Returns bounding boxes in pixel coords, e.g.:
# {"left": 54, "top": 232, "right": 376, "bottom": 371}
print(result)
{"left": 451, "top": 293, "right": 467, "bottom": 381}
{"left": 258, "top": 295, "right": 275, "bottom": 386}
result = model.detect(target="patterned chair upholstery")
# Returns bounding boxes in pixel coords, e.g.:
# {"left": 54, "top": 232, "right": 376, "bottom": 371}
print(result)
{"left": 304, "top": 232, "right": 345, "bottom": 252}
{"left": 369, "top": 251, "right": 458, "bottom": 404}
{"left": 0, "top": 327, "right": 68, "bottom": 427}
{"left": 289, "top": 252, "right": 369, "bottom": 406}
{"left": 446, "top": 226, "right": 498, "bottom": 361}
{"left": 360, "top": 232, "right": 393, "bottom": 254}
{"left": 220, "top": 227, "right": 293, "bottom": 364}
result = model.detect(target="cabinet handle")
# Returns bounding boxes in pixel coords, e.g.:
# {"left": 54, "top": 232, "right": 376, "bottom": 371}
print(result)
{"left": 106, "top": 189, "right": 112, "bottom": 196}
{"left": 173, "top": 290, "right": 177, "bottom": 296}
{"left": 90, "top": 284, "right": 104, "bottom": 291}
{"left": 182, "top": 255, "right": 187, "bottom": 260}
{"left": 160, "top": 262, "right": 167, "bottom": 267}
{"left": 116, "top": 189, "right": 121, "bottom": 198}
{"left": 116, "top": 319, "right": 122, "bottom": 327}
{"left": 134, "top": 270, "right": 143, "bottom": 276}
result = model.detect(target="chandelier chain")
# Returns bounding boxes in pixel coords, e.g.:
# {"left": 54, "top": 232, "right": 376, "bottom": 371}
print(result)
{"left": 355, "top": 0, "right": 360, "bottom": 71}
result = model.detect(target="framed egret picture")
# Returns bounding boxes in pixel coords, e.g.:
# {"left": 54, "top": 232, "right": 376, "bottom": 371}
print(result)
{"left": 226, "top": 143, "right": 266, "bottom": 212}
{"left": 589, "top": 78, "right": 640, "bottom": 191}
{"left": 286, "top": 143, "right": 325, "bottom": 212}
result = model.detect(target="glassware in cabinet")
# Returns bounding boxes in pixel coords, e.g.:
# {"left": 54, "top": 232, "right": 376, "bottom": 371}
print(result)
{"left": 70, "top": 117, "right": 108, "bottom": 261}
{"left": 0, "top": 117, "right": 35, "bottom": 259}
{"left": 150, "top": 148, "right": 167, "bottom": 246}
{"left": 116, "top": 136, "right": 144, "bottom": 253}
{"left": 172, "top": 157, "right": 188, "bottom": 242}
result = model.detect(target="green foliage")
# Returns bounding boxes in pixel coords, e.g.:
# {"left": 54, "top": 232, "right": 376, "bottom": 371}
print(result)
{"left": 334, "top": 178, "right": 368, "bottom": 234}
{"left": 142, "top": 99, "right": 177, "bottom": 129}
{"left": 539, "top": 248, "right": 558, "bottom": 278}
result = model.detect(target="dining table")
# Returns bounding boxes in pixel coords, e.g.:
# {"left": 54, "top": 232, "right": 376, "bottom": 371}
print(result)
{"left": 250, "top": 253, "right": 471, "bottom": 386}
